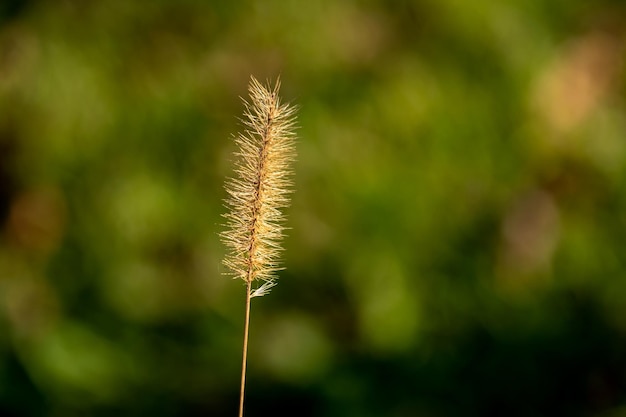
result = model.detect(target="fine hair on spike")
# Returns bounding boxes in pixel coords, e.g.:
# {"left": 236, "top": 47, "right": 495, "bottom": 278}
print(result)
{"left": 220, "top": 76, "right": 297, "bottom": 417}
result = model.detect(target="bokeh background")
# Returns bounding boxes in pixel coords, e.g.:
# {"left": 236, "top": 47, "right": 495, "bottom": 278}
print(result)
{"left": 1, "top": 0, "right": 626, "bottom": 416}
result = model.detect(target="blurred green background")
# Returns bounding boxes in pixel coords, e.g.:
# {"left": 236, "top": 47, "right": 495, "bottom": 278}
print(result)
{"left": 1, "top": 0, "right": 626, "bottom": 416}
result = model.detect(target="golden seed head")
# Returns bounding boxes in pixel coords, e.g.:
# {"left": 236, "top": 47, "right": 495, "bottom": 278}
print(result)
{"left": 221, "top": 76, "right": 297, "bottom": 297}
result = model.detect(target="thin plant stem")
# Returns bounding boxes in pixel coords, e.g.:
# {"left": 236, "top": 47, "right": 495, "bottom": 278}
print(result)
{"left": 239, "top": 281, "right": 252, "bottom": 417}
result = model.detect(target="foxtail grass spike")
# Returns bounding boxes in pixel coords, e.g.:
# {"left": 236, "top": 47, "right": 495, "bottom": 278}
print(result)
{"left": 220, "top": 76, "right": 297, "bottom": 417}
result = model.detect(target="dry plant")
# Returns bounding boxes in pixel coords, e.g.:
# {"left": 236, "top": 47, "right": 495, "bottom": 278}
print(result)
{"left": 221, "top": 76, "right": 297, "bottom": 417}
